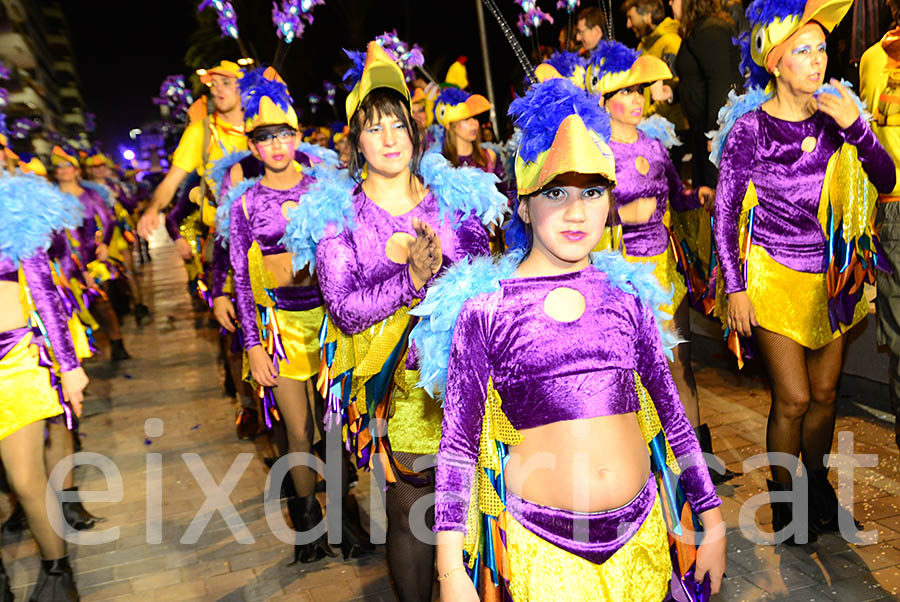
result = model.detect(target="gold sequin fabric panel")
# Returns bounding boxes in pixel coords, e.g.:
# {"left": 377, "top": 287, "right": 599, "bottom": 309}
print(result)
{"left": 274, "top": 306, "right": 324, "bottom": 381}
{"left": 746, "top": 244, "right": 867, "bottom": 349}
{"left": 0, "top": 333, "right": 63, "bottom": 441}
{"left": 505, "top": 497, "right": 671, "bottom": 602}
{"left": 385, "top": 381, "right": 442, "bottom": 455}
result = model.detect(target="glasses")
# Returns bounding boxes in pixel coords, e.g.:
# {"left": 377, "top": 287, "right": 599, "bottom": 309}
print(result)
{"left": 251, "top": 129, "right": 295, "bottom": 146}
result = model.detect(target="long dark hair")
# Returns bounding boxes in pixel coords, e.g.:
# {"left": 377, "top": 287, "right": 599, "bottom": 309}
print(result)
{"left": 679, "top": 0, "right": 734, "bottom": 39}
{"left": 442, "top": 121, "right": 489, "bottom": 169}
{"left": 347, "top": 87, "right": 422, "bottom": 182}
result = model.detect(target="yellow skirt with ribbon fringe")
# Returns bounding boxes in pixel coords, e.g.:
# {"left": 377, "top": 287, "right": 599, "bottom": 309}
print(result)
{"left": 0, "top": 331, "right": 63, "bottom": 441}
{"left": 623, "top": 245, "right": 686, "bottom": 322}
{"left": 274, "top": 306, "right": 324, "bottom": 381}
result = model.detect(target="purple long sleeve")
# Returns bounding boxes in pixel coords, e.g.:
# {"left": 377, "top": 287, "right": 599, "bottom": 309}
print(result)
{"left": 22, "top": 251, "right": 79, "bottom": 372}
{"left": 229, "top": 188, "right": 261, "bottom": 349}
{"left": 47, "top": 231, "right": 79, "bottom": 281}
{"left": 715, "top": 110, "right": 896, "bottom": 295}
{"left": 165, "top": 190, "right": 196, "bottom": 242}
{"left": 210, "top": 236, "right": 230, "bottom": 298}
{"left": 316, "top": 188, "right": 490, "bottom": 335}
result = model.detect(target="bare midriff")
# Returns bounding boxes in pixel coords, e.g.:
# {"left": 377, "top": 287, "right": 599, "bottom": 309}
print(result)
{"left": 0, "top": 282, "right": 28, "bottom": 333}
{"left": 262, "top": 252, "right": 316, "bottom": 288}
{"left": 617, "top": 197, "right": 657, "bottom": 224}
{"left": 505, "top": 412, "right": 650, "bottom": 512}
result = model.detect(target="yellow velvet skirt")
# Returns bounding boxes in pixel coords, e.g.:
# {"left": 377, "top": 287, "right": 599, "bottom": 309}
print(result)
{"left": 108, "top": 228, "right": 131, "bottom": 264}
{"left": 69, "top": 315, "right": 93, "bottom": 361}
{"left": 623, "top": 245, "right": 686, "bottom": 320}
{"left": 746, "top": 245, "right": 868, "bottom": 349}
{"left": 504, "top": 496, "right": 671, "bottom": 602}
{"left": 275, "top": 306, "right": 324, "bottom": 382}
{"left": 389, "top": 367, "right": 442, "bottom": 455}
{"left": 0, "top": 331, "right": 63, "bottom": 441}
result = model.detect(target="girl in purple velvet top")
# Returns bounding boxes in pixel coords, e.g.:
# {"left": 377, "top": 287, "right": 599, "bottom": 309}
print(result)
{"left": 0, "top": 172, "right": 89, "bottom": 601}
{"left": 226, "top": 67, "right": 372, "bottom": 563}
{"left": 435, "top": 86, "right": 505, "bottom": 186}
{"left": 416, "top": 78, "right": 725, "bottom": 602}
{"left": 51, "top": 146, "right": 131, "bottom": 361}
{"left": 283, "top": 42, "right": 506, "bottom": 601}
{"left": 712, "top": 0, "right": 896, "bottom": 544}
{"left": 586, "top": 40, "right": 735, "bottom": 486}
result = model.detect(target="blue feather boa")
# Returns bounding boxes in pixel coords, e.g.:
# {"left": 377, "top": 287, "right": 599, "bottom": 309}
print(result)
{"left": 209, "top": 149, "right": 252, "bottom": 197}
{"left": 637, "top": 115, "right": 681, "bottom": 149}
{"left": 0, "top": 173, "right": 84, "bottom": 264}
{"left": 215, "top": 176, "right": 261, "bottom": 245}
{"left": 296, "top": 141, "right": 341, "bottom": 167}
{"left": 410, "top": 250, "right": 680, "bottom": 400}
{"left": 281, "top": 153, "right": 509, "bottom": 274}
{"left": 709, "top": 80, "right": 870, "bottom": 167}
{"left": 80, "top": 180, "right": 115, "bottom": 209}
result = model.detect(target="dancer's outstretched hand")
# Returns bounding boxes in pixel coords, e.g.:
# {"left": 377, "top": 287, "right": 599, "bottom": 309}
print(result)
{"left": 407, "top": 218, "right": 442, "bottom": 290}
{"left": 213, "top": 296, "right": 237, "bottom": 332}
{"left": 726, "top": 290, "right": 757, "bottom": 337}
{"left": 137, "top": 210, "right": 160, "bottom": 240}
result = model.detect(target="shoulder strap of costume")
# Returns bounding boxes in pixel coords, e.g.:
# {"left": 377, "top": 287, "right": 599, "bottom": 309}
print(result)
{"left": 280, "top": 167, "right": 357, "bottom": 274}
{"left": 589, "top": 250, "right": 683, "bottom": 358}
{"left": 208, "top": 148, "right": 252, "bottom": 199}
{"left": 0, "top": 174, "right": 84, "bottom": 264}
{"left": 419, "top": 151, "right": 509, "bottom": 228}
{"left": 637, "top": 114, "right": 681, "bottom": 149}
{"left": 215, "top": 176, "right": 261, "bottom": 245}
{"left": 80, "top": 180, "right": 115, "bottom": 209}
{"left": 708, "top": 85, "right": 771, "bottom": 168}
{"left": 409, "top": 251, "right": 522, "bottom": 400}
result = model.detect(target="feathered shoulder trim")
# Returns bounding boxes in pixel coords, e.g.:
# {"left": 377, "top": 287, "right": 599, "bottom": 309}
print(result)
{"left": 409, "top": 251, "right": 521, "bottom": 398}
{"left": 209, "top": 148, "right": 252, "bottom": 198}
{"left": 637, "top": 115, "right": 681, "bottom": 149}
{"left": 0, "top": 173, "right": 84, "bottom": 264}
{"left": 281, "top": 168, "right": 357, "bottom": 274}
{"left": 296, "top": 141, "right": 341, "bottom": 167}
{"left": 409, "top": 249, "right": 680, "bottom": 400}
{"left": 419, "top": 152, "right": 509, "bottom": 228}
{"left": 80, "top": 180, "right": 115, "bottom": 209}
{"left": 215, "top": 176, "right": 261, "bottom": 245}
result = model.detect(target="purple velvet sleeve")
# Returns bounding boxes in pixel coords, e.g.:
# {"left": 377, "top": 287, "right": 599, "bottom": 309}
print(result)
{"left": 633, "top": 299, "right": 720, "bottom": 515}
{"left": 713, "top": 115, "right": 758, "bottom": 294}
{"left": 47, "top": 231, "right": 78, "bottom": 281}
{"left": 315, "top": 233, "right": 424, "bottom": 335}
{"left": 663, "top": 145, "right": 701, "bottom": 213}
{"left": 435, "top": 298, "right": 492, "bottom": 532}
{"left": 229, "top": 193, "right": 261, "bottom": 350}
{"left": 165, "top": 191, "right": 195, "bottom": 242}
{"left": 211, "top": 236, "right": 230, "bottom": 299}
{"left": 22, "top": 251, "right": 79, "bottom": 372}
{"left": 115, "top": 183, "right": 138, "bottom": 213}
{"left": 454, "top": 214, "right": 491, "bottom": 259}
{"left": 94, "top": 195, "right": 115, "bottom": 246}
{"left": 840, "top": 116, "right": 897, "bottom": 194}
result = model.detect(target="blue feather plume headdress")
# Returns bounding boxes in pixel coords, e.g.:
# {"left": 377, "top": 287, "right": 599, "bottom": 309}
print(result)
{"left": 342, "top": 49, "right": 367, "bottom": 91}
{"left": 435, "top": 87, "right": 471, "bottom": 108}
{"left": 545, "top": 51, "right": 586, "bottom": 79}
{"left": 508, "top": 77, "right": 611, "bottom": 164}
{"left": 585, "top": 40, "right": 639, "bottom": 78}
{"left": 240, "top": 67, "right": 294, "bottom": 121}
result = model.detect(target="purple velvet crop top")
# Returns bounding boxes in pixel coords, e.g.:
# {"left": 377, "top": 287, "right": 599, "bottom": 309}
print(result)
{"left": 434, "top": 265, "right": 720, "bottom": 532}
{"left": 315, "top": 186, "right": 491, "bottom": 336}
{"left": 609, "top": 132, "right": 700, "bottom": 257}
{"left": 230, "top": 177, "right": 322, "bottom": 350}
{"left": 72, "top": 187, "right": 114, "bottom": 265}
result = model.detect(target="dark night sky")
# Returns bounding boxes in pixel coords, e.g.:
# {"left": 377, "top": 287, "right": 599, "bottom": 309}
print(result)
{"left": 60, "top": 1, "right": 635, "bottom": 156}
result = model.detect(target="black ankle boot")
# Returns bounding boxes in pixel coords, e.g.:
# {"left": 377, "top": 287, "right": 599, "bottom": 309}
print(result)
{"left": 110, "top": 339, "right": 130, "bottom": 361}
{"left": 2, "top": 502, "right": 27, "bottom": 534}
{"left": 340, "top": 494, "right": 375, "bottom": 560}
{"left": 0, "top": 556, "right": 13, "bottom": 602}
{"left": 286, "top": 495, "right": 334, "bottom": 564}
{"left": 61, "top": 487, "right": 105, "bottom": 531}
{"left": 694, "top": 424, "right": 740, "bottom": 485}
{"left": 133, "top": 303, "right": 150, "bottom": 326}
{"left": 28, "top": 557, "right": 78, "bottom": 602}
{"left": 767, "top": 479, "right": 816, "bottom": 546}
{"left": 807, "top": 467, "right": 862, "bottom": 535}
